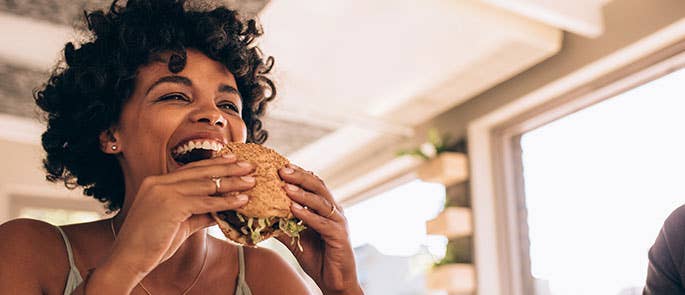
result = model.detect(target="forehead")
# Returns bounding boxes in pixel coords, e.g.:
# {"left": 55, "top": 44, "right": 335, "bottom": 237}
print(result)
{"left": 136, "top": 49, "right": 237, "bottom": 86}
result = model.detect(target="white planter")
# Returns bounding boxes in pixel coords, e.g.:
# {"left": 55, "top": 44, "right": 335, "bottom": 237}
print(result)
{"left": 426, "top": 207, "right": 472, "bottom": 238}
{"left": 417, "top": 152, "right": 468, "bottom": 186}
{"left": 426, "top": 263, "right": 476, "bottom": 293}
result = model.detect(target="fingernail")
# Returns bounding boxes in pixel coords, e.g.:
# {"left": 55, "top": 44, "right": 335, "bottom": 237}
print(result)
{"left": 222, "top": 153, "right": 236, "bottom": 160}
{"left": 241, "top": 176, "right": 255, "bottom": 183}
{"left": 286, "top": 184, "right": 299, "bottom": 191}
{"left": 292, "top": 202, "right": 303, "bottom": 209}
{"left": 237, "top": 161, "right": 252, "bottom": 167}
{"left": 282, "top": 167, "right": 294, "bottom": 174}
{"left": 236, "top": 194, "right": 248, "bottom": 201}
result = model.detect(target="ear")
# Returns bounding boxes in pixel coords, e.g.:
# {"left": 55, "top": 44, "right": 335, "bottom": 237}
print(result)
{"left": 99, "top": 128, "right": 121, "bottom": 154}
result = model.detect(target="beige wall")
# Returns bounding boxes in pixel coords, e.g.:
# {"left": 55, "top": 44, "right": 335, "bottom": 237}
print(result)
{"left": 0, "top": 138, "right": 104, "bottom": 223}
{"left": 423, "top": 0, "right": 685, "bottom": 139}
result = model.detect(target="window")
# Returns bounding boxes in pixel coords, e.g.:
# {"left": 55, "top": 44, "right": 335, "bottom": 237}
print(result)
{"left": 9, "top": 194, "right": 107, "bottom": 225}
{"left": 466, "top": 41, "right": 685, "bottom": 294}
{"left": 18, "top": 207, "right": 101, "bottom": 226}
{"left": 346, "top": 179, "right": 447, "bottom": 295}
{"left": 519, "top": 67, "right": 685, "bottom": 295}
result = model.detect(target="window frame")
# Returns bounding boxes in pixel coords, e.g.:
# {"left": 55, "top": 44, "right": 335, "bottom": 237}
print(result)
{"left": 0, "top": 184, "right": 108, "bottom": 223}
{"left": 10, "top": 194, "right": 106, "bottom": 220}
{"left": 468, "top": 36, "right": 685, "bottom": 294}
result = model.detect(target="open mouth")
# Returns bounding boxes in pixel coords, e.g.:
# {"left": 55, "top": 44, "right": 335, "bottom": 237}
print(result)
{"left": 171, "top": 139, "right": 225, "bottom": 165}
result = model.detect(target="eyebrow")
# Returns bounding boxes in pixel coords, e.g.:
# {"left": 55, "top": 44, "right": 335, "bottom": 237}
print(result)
{"left": 145, "top": 75, "right": 241, "bottom": 98}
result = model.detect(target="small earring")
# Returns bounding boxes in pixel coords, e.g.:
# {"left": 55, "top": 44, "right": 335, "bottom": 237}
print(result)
{"left": 111, "top": 145, "right": 117, "bottom": 151}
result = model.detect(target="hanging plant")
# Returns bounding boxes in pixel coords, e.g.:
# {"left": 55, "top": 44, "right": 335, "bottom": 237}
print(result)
{"left": 434, "top": 236, "right": 473, "bottom": 267}
{"left": 397, "top": 128, "right": 457, "bottom": 160}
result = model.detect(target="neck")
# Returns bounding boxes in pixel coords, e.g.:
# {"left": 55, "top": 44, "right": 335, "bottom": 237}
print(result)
{"left": 112, "top": 203, "right": 210, "bottom": 286}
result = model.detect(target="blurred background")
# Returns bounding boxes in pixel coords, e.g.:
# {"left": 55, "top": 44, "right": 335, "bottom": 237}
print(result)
{"left": 0, "top": 0, "right": 683, "bottom": 294}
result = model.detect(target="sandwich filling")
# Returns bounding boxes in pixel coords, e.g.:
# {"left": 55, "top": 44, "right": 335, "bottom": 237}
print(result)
{"left": 216, "top": 210, "right": 306, "bottom": 249}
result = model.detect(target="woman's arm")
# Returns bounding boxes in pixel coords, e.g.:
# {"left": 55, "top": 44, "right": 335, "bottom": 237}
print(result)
{"left": 644, "top": 205, "right": 685, "bottom": 294}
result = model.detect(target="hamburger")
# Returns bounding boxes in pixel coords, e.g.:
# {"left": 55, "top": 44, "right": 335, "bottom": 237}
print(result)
{"left": 209, "top": 143, "right": 306, "bottom": 248}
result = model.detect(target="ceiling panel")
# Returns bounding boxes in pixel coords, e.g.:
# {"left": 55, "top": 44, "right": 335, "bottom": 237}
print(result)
{"left": 0, "top": 61, "right": 46, "bottom": 119}
{"left": 0, "top": 0, "right": 268, "bottom": 27}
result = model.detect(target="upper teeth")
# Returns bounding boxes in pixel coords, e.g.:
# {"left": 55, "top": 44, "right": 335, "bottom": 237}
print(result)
{"left": 173, "top": 140, "right": 224, "bottom": 156}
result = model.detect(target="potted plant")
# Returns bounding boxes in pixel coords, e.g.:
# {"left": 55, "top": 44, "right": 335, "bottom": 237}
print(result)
{"left": 398, "top": 128, "right": 468, "bottom": 186}
{"left": 426, "top": 217, "right": 476, "bottom": 293}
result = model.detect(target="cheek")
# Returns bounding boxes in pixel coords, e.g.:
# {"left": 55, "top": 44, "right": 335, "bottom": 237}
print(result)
{"left": 143, "top": 110, "right": 184, "bottom": 147}
{"left": 124, "top": 109, "right": 182, "bottom": 156}
{"left": 230, "top": 118, "right": 248, "bottom": 143}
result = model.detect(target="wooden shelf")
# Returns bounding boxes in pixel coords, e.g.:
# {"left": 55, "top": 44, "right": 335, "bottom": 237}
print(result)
{"left": 417, "top": 152, "right": 468, "bottom": 186}
{"left": 426, "top": 207, "right": 472, "bottom": 238}
{"left": 426, "top": 263, "right": 475, "bottom": 293}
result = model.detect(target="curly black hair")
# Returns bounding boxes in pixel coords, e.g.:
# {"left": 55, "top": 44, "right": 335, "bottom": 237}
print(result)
{"left": 34, "top": 0, "right": 276, "bottom": 213}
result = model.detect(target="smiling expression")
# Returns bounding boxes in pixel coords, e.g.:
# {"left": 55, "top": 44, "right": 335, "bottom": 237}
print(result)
{"left": 111, "top": 49, "right": 247, "bottom": 185}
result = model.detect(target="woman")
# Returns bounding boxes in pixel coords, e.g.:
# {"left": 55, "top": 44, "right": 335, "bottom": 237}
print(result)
{"left": 0, "top": 0, "right": 363, "bottom": 294}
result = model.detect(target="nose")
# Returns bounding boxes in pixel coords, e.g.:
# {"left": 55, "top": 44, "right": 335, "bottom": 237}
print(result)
{"left": 190, "top": 104, "right": 227, "bottom": 128}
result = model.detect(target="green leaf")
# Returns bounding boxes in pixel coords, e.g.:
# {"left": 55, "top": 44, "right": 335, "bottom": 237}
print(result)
{"left": 428, "top": 128, "right": 442, "bottom": 148}
{"left": 397, "top": 148, "right": 429, "bottom": 160}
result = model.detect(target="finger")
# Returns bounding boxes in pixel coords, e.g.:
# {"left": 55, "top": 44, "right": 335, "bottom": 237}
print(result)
{"left": 279, "top": 165, "right": 334, "bottom": 204}
{"left": 173, "top": 176, "right": 256, "bottom": 196}
{"left": 289, "top": 201, "right": 344, "bottom": 241}
{"left": 283, "top": 183, "right": 343, "bottom": 222}
{"left": 184, "top": 194, "right": 249, "bottom": 216}
{"left": 161, "top": 161, "right": 255, "bottom": 184}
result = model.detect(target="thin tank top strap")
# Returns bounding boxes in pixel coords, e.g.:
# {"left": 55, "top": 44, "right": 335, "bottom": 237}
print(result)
{"left": 238, "top": 245, "right": 246, "bottom": 281}
{"left": 55, "top": 226, "right": 78, "bottom": 270}
{"left": 235, "top": 245, "right": 253, "bottom": 295}
{"left": 54, "top": 225, "right": 84, "bottom": 295}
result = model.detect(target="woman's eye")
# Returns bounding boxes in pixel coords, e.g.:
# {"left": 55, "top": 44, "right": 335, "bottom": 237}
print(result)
{"left": 158, "top": 93, "right": 190, "bottom": 102}
{"left": 219, "top": 102, "right": 240, "bottom": 113}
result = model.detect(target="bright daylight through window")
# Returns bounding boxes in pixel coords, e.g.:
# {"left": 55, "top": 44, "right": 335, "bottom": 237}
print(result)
{"left": 520, "top": 67, "right": 685, "bottom": 295}
{"left": 346, "top": 179, "right": 448, "bottom": 295}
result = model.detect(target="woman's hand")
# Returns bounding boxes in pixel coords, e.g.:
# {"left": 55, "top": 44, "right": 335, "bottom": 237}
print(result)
{"left": 105, "top": 155, "right": 255, "bottom": 280}
{"left": 276, "top": 165, "right": 363, "bottom": 295}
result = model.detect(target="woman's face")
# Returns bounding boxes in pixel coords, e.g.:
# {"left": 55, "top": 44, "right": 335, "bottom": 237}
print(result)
{"left": 111, "top": 49, "right": 246, "bottom": 183}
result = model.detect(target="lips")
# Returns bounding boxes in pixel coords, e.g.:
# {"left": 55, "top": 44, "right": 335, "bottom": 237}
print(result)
{"left": 170, "top": 139, "right": 225, "bottom": 165}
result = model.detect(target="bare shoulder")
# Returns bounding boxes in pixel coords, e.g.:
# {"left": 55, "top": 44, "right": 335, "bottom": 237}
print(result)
{"left": 0, "top": 218, "right": 65, "bottom": 262}
{"left": 0, "top": 218, "right": 68, "bottom": 294}
{"left": 243, "top": 246, "right": 313, "bottom": 295}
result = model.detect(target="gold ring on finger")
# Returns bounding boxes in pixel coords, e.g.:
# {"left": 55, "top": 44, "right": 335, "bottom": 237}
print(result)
{"left": 326, "top": 204, "right": 336, "bottom": 218}
{"left": 211, "top": 176, "right": 222, "bottom": 194}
